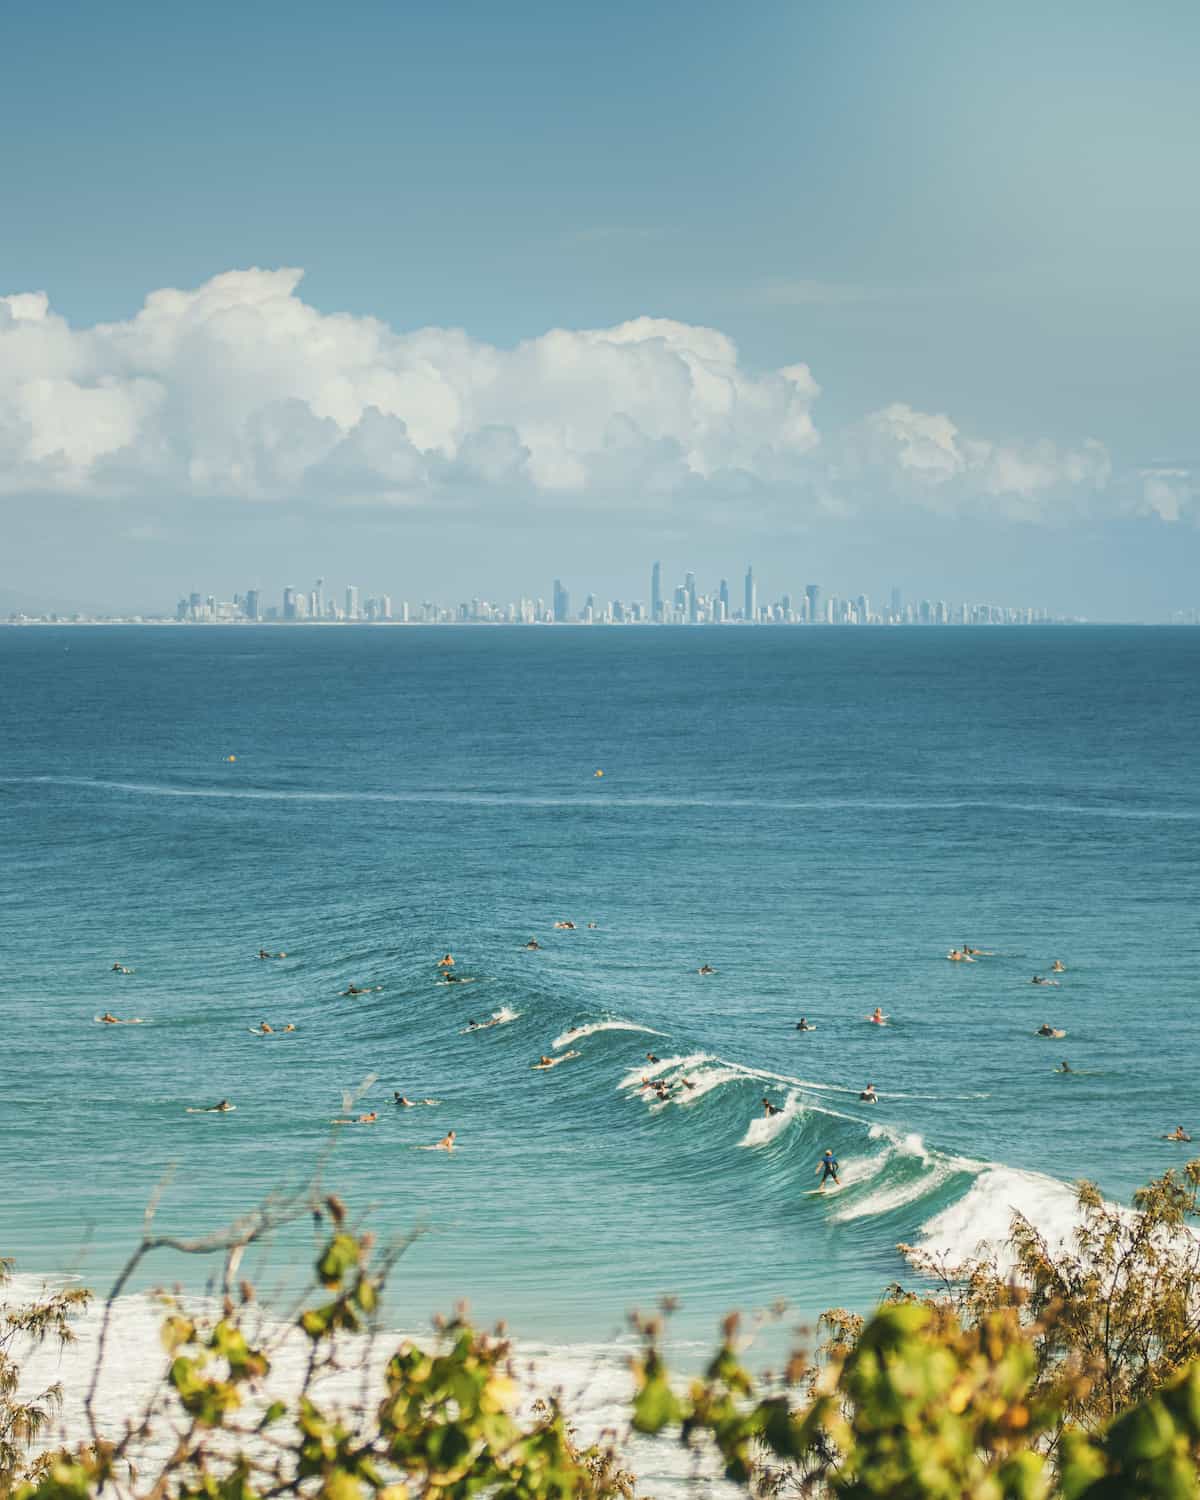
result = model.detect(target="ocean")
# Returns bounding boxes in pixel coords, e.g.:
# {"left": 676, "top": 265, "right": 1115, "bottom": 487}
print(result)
{"left": 2, "top": 624, "right": 1198, "bottom": 1376}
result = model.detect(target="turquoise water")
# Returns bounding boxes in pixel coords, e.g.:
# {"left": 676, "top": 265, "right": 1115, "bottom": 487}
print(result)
{"left": 1, "top": 625, "right": 1197, "bottom": 1347}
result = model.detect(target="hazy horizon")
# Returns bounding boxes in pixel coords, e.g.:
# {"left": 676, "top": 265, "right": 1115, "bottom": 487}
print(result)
{"left": 3, "top": 1, "right": 1197, "bottom": 618}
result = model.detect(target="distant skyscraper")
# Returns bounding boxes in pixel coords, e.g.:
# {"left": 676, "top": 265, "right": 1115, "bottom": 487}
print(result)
{"left": 685, "top": 571, "right": 697, "bottom": 624}
{"left": 282, "top": 585, "right": 297, "bottom": 621}
{"left": 744, "top": 566, "right": 756, "bottom": 622}
{"left": 244, "top": 589, "right": 260, "bottom": 621}
{"left": 345, "top": 585, "right": 360, "bottom": 620}
{"left": 719, "top": 578, "right": 729, "bottom": 618}
{"left": 553, "top": 579, "right": 570, "bottom": 623}
{"left": 315, "top": 577, "right": 325, "bottom": 618}
{"left": 805, "top": 583, "right": 821, "bottom": 625}
{"left": 890, "top": 586, "right": 902, "bottom": 620}
{"left": 651, "top": 560, "right": 662, "bottom": 621}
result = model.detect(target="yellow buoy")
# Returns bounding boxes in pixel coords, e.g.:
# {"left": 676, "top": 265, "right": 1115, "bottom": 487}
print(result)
{"left": 594, "top": 769, "right": 604, "bottom": 777}
{"left": 226, "top": 755, "right": 237, "bottom": 763}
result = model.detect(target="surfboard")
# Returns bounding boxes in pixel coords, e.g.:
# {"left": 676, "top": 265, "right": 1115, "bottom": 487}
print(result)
{"left": 805, "top": 1184, "right": 841, "bottom": 1196}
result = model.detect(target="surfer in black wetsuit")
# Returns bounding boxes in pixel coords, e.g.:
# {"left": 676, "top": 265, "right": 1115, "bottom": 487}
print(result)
{"left": 816, "top": 1149, "right": 840, "bottom": 1189}
{"left": 762, "top": 1096, "right": 782, "bottom": 1117}
{"left": 795, "top": 1017, "right": 812, "bottom": 1031}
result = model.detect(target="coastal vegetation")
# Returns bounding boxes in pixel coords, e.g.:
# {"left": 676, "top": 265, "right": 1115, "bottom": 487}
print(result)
{"left": 5, "top": 1164, "right": 1200, "bottom": 1499}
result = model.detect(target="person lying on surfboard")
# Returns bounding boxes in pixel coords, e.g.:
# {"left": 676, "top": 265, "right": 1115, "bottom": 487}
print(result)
{"left": 816, "top": 1150, "right": 840, "bottom": 1189}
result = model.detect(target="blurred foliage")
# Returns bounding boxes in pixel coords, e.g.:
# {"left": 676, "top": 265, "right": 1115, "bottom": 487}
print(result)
{"left": 5, "top": 1166, "right": 1200, "bottom": 1498}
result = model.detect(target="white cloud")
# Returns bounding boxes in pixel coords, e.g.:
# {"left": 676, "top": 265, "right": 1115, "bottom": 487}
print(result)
{"left": 842, "top": 403, "right": 1112, "bottom": 520}
{"left": 1138, "top": 467, "right": 1197, "bottom": 524}
{"left": 0, "top": 268, "right": 1118, "bottom": 524}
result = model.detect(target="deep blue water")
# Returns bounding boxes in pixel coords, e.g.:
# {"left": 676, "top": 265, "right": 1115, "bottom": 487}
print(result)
{"left": 1, "top": 625, "right": 1197, "bottom": 1347}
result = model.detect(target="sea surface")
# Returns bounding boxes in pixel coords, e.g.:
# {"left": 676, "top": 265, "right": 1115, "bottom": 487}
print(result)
{"left": 2, "top": 625, "right": 1198, "bottom": 1370}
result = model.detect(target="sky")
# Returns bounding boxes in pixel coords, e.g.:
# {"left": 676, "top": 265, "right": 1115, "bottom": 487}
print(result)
{"left": 2, "top": 0, "right": 1197, "bottom": 618}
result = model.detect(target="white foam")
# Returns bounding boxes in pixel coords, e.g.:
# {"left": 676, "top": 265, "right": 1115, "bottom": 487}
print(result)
{"left": 618, "top": 1053, "right": 710, "bottom": 1091}
{"left": 832, "top": 1160, "right": 957, "bottom": 1223}
{"left": 739, "top": 1092, "right": 802, "bottom": 1147}
{"left": 912, "top": 1167, "right": 1082, "bottom": 1271}
{"left": 552, "top": 1020, "right": 665, "bottom": 1050}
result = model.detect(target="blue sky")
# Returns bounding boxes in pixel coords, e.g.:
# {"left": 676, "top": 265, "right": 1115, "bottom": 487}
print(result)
{"left": 2, "top": 0, "right": 1197, "bottom": 616}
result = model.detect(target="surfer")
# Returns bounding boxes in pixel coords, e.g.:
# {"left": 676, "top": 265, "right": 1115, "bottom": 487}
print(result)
{"left": 536, "top": 1055, "right": 554, "bottom": 1067}
{"left": 680, "top": 1077, "right": 696, "bottom": 1090}
{"left": 859, "top": 1083, "right": 878, "bottom": 1103}
{"left": 1031, "top": 975, "right": 1059, "bottom": 987}
{"left": 258, "top": 1021, "right": 274, "bottom": 1034}
{"left": 332, "top": 1111, "right": 378, "bottom": 1125}
{"left": 257, "top": 949, "right": 270, "bottom": 960}
{"left": 795, "top": 1017, "right": 813, "bottom": 1031}
{"left": 697, "top": 964, "right": 716, "bottom": 975}
{"left": 342, "top": 984, "right": 365, "bottom": 997}
{"left": 432, "top": 1130, "right": 456, "bottom": 1152}
{"left": 437, "top": 954, "right": 455, "bottom": 968}
{"left": 1056, "top": 1060, "right": 1072, "bottom": 1074}
{"left": 190, "top": 1100, "right": 233, "bottom": 1113}
{"left": 525, "top": 939, "right": 541, "bottom": 950}
{"left": 646, "top": 1052, "right": 660, "bottom": 1063}
{"left": 762, "top": 1096, "right": 782, "bottom": 1117}
{"left": 868, "top": 1007, "right": 887, "bottom": 1026}
{"left": 111, "top": 963, "right": 133, "bottom": 974}
{"left": 99, "top": 1012, "right": 119, "bottom": 1024}
{"left": 1036, "top": 1023, "right": 1065, "bottom": 1038}
{"left": 1051, "top": 960, "right": 1066, "bottom": 973}
{"left": 553, "top": 921, "right": 576, "bottom": 930}
{"left": 816, "top": 1149, "right": 840, "bottom": 1190}
{"left": 946, "top": 949, "right": 974, "bottom": 962}
{"left": 587, "top": 921, "right": 598, "bottom": 929}
{"left": 1164, "top": 1126, "right": 1192, "bottom": 1142}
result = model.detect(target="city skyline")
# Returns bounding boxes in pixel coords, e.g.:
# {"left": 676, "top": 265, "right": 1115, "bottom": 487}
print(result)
{"left": 7, "top": 556, "right": 1178, "bottom": 625}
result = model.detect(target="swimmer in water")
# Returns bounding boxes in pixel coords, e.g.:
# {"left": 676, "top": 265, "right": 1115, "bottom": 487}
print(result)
{"left": 99, "top": 1012, "right": 120, "bottom": 1024}
{"left": 860, "top": 1083, "right": 878, "bottom": 1103}
{"left": 795, "top": 1017, "right": 812, "bottom": 1031}
{"left": 432, "top": 1130, "right": 456, "bottom": 1152}
{"left": 553, "top": 921, "right": 576, "bottom": 930}
{"left": 188, "top": 1100, "right": 233, "bottom": 1113}
{"left": 646, "top": 1052, "right": 660, "bottom": 1063}
{"left": 816, "top": 1149, "right": 840, "bottom": 1189}
{"left": 1031, "top": 976, "right": 1059, "bottom": 987}
{"left": 525, "top": 939, "right": 541, "bottom": 950}
{"left": 1164, "top": 1126, "right": 1192, "bottom": 1142}
{"left": 111, "top": 963, "right": 133, "bottom": 974}
{"left": 946, "top": 949, "right": 974, "bottom": 962}
{"left": 762, "top": 1096, "right": 782, "bottom": 1117}
{"left": 258, "top": 1021, "right": 274, "bottom": 1034}
{"left": 332, "top": 1111, "right": 378, "bottom": 1125}
{"left": 697, "top": 964, "right": 716, "bottom": 975}
{"left": 1056, "top": 1060, "right": 1071, "bottom": 1073}
{"left": 437, "top": 954, "right": 455, "bottom": 968}
{"left": 342, "top": 984, "right": 365, "bottom": 997}
{"left": 868, "top": 1007, "right": 887, "bottom": 1025}
{"left": 257, "top": 949, "right": 270, "bottom": 960}
{"left": 1051, "top": 960, "right": 1066, "bottom": 973}
{"left": 1036, "top": 1023, "right": 1065, "bottom": 1038}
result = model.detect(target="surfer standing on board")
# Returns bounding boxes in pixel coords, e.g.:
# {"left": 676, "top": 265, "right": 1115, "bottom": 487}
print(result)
{"left": 816, "top": 1149, "right": 840, "bottom": 1189}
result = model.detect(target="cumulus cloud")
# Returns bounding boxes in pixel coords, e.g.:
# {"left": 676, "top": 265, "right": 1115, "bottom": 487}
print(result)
{"left": 0, "top": 267, "right": 1119, "bottom": 524}
{"left": 1138, "top": 467, "right": 1198, "bottom": 524}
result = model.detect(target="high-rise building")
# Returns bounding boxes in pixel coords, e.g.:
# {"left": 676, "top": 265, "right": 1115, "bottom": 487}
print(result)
{"left": 685, "top": 571, "right": 697, "bottom": 624}
{"left": 314, "top": 577, "right": 325, "bottom": 618}
{"left": 805, "top": 583, "right": 821, "bottom": 624}
{"left": 345, "top": 585, "right": 360, "bottom": 621}
{"left": 890, "top": 586, "right": 902, "bottom": 621}
{"left": 553, "top": 579, "right": 570, "bottom": 623}
{"left": 379, "top": 594, "right": 392, "bottom": 621}
{"left": 744, "top": 566, "right": 756, "bottom": 623}
{"left": 243, "top": 589, "right": 260, "bottom": 621}
{"left": 282, "top": 586, "right": 297, "bottom": 621}
{"left": 651, "top": 561, "right": 662, "bottom": 621}
{"left": 719, "top": 578, "right": 729, "bottom": 618}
